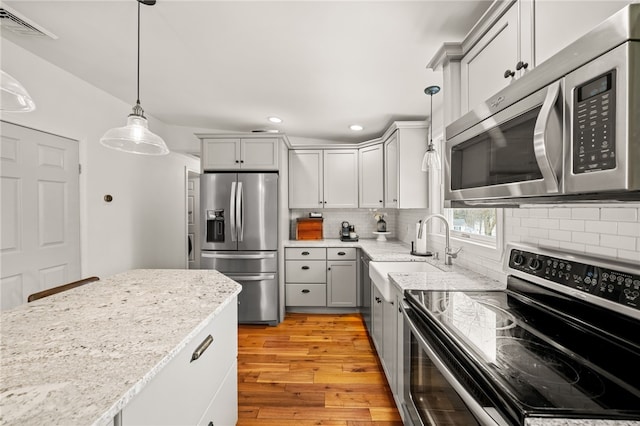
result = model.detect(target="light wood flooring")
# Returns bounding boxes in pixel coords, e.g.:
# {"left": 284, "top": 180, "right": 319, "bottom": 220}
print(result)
{"left": 237, "top": 313, "right": 403, "bottom": 426}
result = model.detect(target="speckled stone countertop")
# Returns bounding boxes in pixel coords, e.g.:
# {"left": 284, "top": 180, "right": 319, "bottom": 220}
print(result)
{"left": 0, "top": 269, "right": 241, "bottom": 426}
{"left": 285, "top": 238, "right": 438, "bottom": 262}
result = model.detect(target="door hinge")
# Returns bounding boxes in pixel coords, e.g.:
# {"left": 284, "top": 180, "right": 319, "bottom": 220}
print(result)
{"left": 78, "top": 164, "right": 82, "bottom": 174}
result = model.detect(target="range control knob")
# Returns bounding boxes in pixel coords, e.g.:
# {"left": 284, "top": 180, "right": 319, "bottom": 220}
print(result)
{"left": 528, "top": 258, "right": 542, "bottom": 271}
{"left": 512, "top": 253, "right": 525, "bottom": 266}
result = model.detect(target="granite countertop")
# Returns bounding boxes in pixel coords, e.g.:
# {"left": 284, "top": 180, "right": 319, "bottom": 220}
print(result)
{"left": 0, "top": 269, "right": 241, "bottom": 426}
{"left": 285, "top": 238, "right": 437, "bottom": 262}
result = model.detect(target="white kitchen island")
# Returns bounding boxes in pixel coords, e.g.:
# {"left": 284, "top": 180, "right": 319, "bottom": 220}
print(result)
{"left": 0, "top": 269, "right": 241, "bottom": 426}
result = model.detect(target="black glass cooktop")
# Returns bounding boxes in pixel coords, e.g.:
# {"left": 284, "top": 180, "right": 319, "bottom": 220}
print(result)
{"left": 405, "top": 279, "right": 640, "bottom": 423}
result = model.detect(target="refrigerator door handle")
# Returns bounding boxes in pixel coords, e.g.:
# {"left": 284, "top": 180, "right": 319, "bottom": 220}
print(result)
{"left": 229, "top": 181, "right": 237, "bottom": 241}
{"left": 201, "top": 252, "right": 276, "bottom": 260}
{"left": 237, "top": 181, "right": 244, "bottom": 242}
{"left": 225, "top": 274, "right": 276, "bottom": 282}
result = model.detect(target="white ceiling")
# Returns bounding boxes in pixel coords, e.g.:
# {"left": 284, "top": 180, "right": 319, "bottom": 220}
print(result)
{"left": 2, "top": 0, "right": 491, "bottom": 144}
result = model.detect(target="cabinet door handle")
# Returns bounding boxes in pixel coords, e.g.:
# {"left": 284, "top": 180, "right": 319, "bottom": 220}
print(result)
{"left": 302, "top": 266, "right": 310, "bottom": 270}
{"left": 504, "top": 69, "right": 515, "bottom": 78}
{"left": 302, "top": 289, "right": 310, "bottom": 294}
{"left": 235, "top": 160, "right": 240, "bottom": 163}
{"left": 319, "top": 201, "right": 323, "bottom": 205}
{"left": 516, "top": 60, "right": 529, "bottom": 71}
{"left": 328, "top": 267, "right": 331, "bottom": 271}
{"left": 208, "top": 422, "right": 214, "bottom": 426}
{"left": 191, "top": 334, "right": 213, "bottom": 362}
{"left": 301, "top": 251, "right": 310, "bottom": 256}
{"left": 337, "top": 251, "right": 346, "bottom": 256}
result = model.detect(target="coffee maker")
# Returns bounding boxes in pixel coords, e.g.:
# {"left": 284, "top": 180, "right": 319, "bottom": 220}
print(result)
{"left": 340, "top": 221, "right": 358, "bottom": 242}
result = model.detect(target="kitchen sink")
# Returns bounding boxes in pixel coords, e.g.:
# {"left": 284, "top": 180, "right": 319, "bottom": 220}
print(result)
{"left": 369, "top": 261, "right": 441, "bottom": 301}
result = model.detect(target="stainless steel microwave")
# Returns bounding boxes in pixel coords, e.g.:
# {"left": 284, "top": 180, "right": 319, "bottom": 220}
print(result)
{"left": 444, "top": 4, "right": 639, "bottom": 206}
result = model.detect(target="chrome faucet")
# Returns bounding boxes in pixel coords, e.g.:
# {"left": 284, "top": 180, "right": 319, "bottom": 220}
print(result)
{"left": 417, "top": 214, "right": 462, "bottom": 266}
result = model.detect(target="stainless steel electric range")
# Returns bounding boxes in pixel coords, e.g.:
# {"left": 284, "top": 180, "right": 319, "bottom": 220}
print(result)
{"left": 402, "top": 243, "right": 640, "bottom": 425}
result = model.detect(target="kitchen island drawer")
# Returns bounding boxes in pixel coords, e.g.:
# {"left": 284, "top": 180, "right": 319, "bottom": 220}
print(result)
{"left": 327, "top": 247, "right": 357, "bottom": 260}
{"left": 285, "top": 247, "right": 326, "bottom": 260}
{"left": 286, "top": 260, "right": 326, "bottom": 283}
{"left": 286, "top": 284, "right": 327, "bottom": 306}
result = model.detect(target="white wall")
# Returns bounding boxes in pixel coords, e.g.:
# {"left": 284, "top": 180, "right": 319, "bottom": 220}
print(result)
{"left": 1, "top": 39, "right": 199, "bottom": 280}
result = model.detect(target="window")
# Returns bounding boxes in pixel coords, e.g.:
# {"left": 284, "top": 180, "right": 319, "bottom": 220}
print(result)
{"left": 446, "top": 208, "right": 499, "bottom": 246}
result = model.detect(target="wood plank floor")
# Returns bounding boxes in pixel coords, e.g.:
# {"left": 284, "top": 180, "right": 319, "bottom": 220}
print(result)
{"left": 237, "top": 313, "right": 403, "bottom": 426}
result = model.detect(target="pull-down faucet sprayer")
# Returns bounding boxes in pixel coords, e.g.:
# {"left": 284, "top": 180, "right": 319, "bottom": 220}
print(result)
{"left": 417, "top": 214, "right": 462, "bottom": 266}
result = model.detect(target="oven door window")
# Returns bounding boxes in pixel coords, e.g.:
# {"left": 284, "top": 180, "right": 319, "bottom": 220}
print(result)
{"left": 451, "top": 106, "right": 543, "bottom": 190}
{"left": 409, "top": 333, "right": 481, "bottom": 425}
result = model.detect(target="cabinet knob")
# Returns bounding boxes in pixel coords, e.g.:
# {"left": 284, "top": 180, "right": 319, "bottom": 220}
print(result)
{"left": 240, "top": 160, "right": 244, "bottom": 163}
{"left": 379, "top": 200, "right": 383, "bottom": 203}
{"left": 208, "top": 422, "right": 214, "bottom": 426}
{"left": 328, "top": 267, "right": 331, "bottom": 271}
{"left": 235, "top": 160, "right": 240, "bottom": 163}
{"left": 319, "top": 201, "right": 323, "bottom": 205}
{"left": 302, "top": 289, "right": 310, "bottom": 294}
{"left": 301, "top": 266, "right": 310, "bottom": 270}
{"left": 504, "top": 69, "right": 515, "bottom": 78}
{"left": 393, "top": 198, "right": 397, "bottom": 202}
{"left": 516, "top": 61, "right": 529, "bottom": 71}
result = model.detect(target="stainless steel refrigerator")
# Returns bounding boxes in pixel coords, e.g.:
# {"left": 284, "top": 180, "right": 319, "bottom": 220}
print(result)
{"left": 200, "top": 172, "right": 278, "bottom": 325}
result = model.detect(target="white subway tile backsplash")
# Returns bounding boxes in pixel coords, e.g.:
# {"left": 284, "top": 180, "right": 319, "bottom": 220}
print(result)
{"left": 549, "top": 230, "right": 572, "bottom": 242}
{"left": 513, "top": 209, "right": 530, "bottom": 218}
{"left": 529, "top": 208, "right": 549, "bottom": 218}
{"left": 559, "top": 219, "right": 585, "bottom": 232}
{"left": 521, "top": 218, "right": 539, "bottom": 228}
{"left": 571, "top": 231, "right": 599, "bottom": 245}
{"left": 619, "top": 222, "right": 640, "bottom": 237}
{"left": 601, "top": 234, "right": 636, "bottom": 251}
{"left": 538, "top": 239, "right": 560, "bottom": 249}
{"left": 539, "top": 218, "right": 560, "bottom": 230}
{"left": 548, "top": 208, "right": 572, "bottom": 219}
{"left": 585, "top": 220, "right": 618, "bottom": 235}
{"left": 571, "top": 208, "right": 600, "bottom": 220}
{"left": 601, "top": 208, "right": 638, "bottom": 222}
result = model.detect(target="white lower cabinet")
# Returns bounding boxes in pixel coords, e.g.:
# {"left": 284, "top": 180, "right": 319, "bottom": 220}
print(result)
{"left": 369, "top": 279, "right": 405, "bottom": 420}
{"left": 197, "top": 361, "right": 238, "bottom": 426}
{"left": 122, "top": 299, "right": 238, "bottom": 426}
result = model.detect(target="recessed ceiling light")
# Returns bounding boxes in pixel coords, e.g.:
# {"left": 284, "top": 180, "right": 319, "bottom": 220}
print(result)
{"left": 350, "top": 124, "right": 364, "bottom": 131}
{"left": 268, "top": 116, "right": 283, "bottom": 123}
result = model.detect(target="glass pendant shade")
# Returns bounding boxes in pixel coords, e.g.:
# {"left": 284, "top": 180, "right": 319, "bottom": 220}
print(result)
{"left": 421, "top": 144, "right": 441, "bottom": 171}
{"left": 100, "top": 108, "right": 169, "bottom": 155}
{"left": 1, "top": 70, "right": 36, "bottom": 112}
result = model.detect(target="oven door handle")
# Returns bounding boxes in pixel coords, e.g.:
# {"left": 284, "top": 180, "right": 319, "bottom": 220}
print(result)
{"left": 402, "top": 302, "right": 508, "bottom": 426}
{"left": 533, "top": 80, "right": 562, "bottom": 194}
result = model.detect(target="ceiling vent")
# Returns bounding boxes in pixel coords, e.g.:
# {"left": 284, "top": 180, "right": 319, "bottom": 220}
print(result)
{"left": 0, "top": 5, "right": 57, "bottom": 39}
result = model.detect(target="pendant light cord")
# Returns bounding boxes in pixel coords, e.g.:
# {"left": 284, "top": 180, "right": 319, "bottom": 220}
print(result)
{"left": 136, "top": 0, "right": 141, "bottom": 105}
{"left": 429, "top": 92, "right": 433, "bottom": 148}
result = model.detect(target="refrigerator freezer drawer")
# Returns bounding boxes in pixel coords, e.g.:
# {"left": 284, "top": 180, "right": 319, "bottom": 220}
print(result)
{"left": 224, "top": 273, "right": 278, "bottom": 325}
{"left": 201, "top": 251, "right": 277, "bottom": 273}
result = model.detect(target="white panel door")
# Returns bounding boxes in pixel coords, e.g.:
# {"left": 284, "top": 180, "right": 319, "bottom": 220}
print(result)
{"left": 201, "top": 139, "right": 240, "bottom": 171}
{"left": 241, "top": 138, "right": 279, "bottom": 170}
{"left": 288, "top": 150, "right": 323, "bottom": 209}
{"left": 323, "top": 149, "right": 358, "bottom": 209}
{"left": 384, "top": 134, "right": 398, "bottom": 208}
{"left": 1, "top": 121, "right": 80, "bottom": 310}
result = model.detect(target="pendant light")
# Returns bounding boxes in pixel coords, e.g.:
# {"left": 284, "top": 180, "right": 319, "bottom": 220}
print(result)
{"left": 1, "top": 70, "right": 36, "bottom": 112}
{"left": 421, "top": 85, "right": 441, "bottom": 172}
{"left": 100, "top": 0, "right": 169, "bottom": 156}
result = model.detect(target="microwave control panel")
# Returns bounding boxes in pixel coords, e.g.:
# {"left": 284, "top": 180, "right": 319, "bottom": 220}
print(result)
{"left": 572, "top": 69, "right": 616, "bottom": 174}
{"left": 509, "top": 248, "right": 639, "bottom": 311}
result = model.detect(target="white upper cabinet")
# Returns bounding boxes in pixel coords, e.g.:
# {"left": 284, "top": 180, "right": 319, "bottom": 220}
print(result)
{"left": 534, "top": 1, "right": 631, "bottom": 65}
{"left": 383, "top": 126, "right": 428, "bottom": 209}
{"left": 288, "top": 149, "right": 324, "bottom": 209}
{"left": 384, "top": 135, "right": 398, "bottom": 208}
{"left": 461, "top": 2, "right": 533, "bottom": 113}
{"left": 323, "top": 149, "right": 359, "bottom": 208}
{"left": 359, "top": 144, "right": 384, "bottom": 208}
{"left": 201, "top": 137, "right": 279, "bottom": 171}
{"left": 288, "top": 149, "right": 358, "bottom": 209}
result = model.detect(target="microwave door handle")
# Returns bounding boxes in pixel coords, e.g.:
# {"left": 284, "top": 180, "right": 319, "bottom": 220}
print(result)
{"left": 229, "top": 181, "right": 237, "bottom": 241}
{"left": 533, "top": 81, "right": 561, "bottom": 194}
{"left": 236, "top": 181, "right": 244, "bottom": 242}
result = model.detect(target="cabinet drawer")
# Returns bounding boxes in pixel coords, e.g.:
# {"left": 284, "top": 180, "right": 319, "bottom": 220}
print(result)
{"left": 327, "top": 247, "right": 356, "bottom": 260}
{"left": 285, "top": 247, "right": 326, "bottom": 260}
{"left": 285, "top": 260, "right": 326, "bottom": 283}
{"left": 197, "top": 361, "right": 238, "bottom": 426}
{"left": 122, "top": 300, "right": 237, "bottom": 426}
{"left": 286, "top": 284, "right": 327, "bottom": 306}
